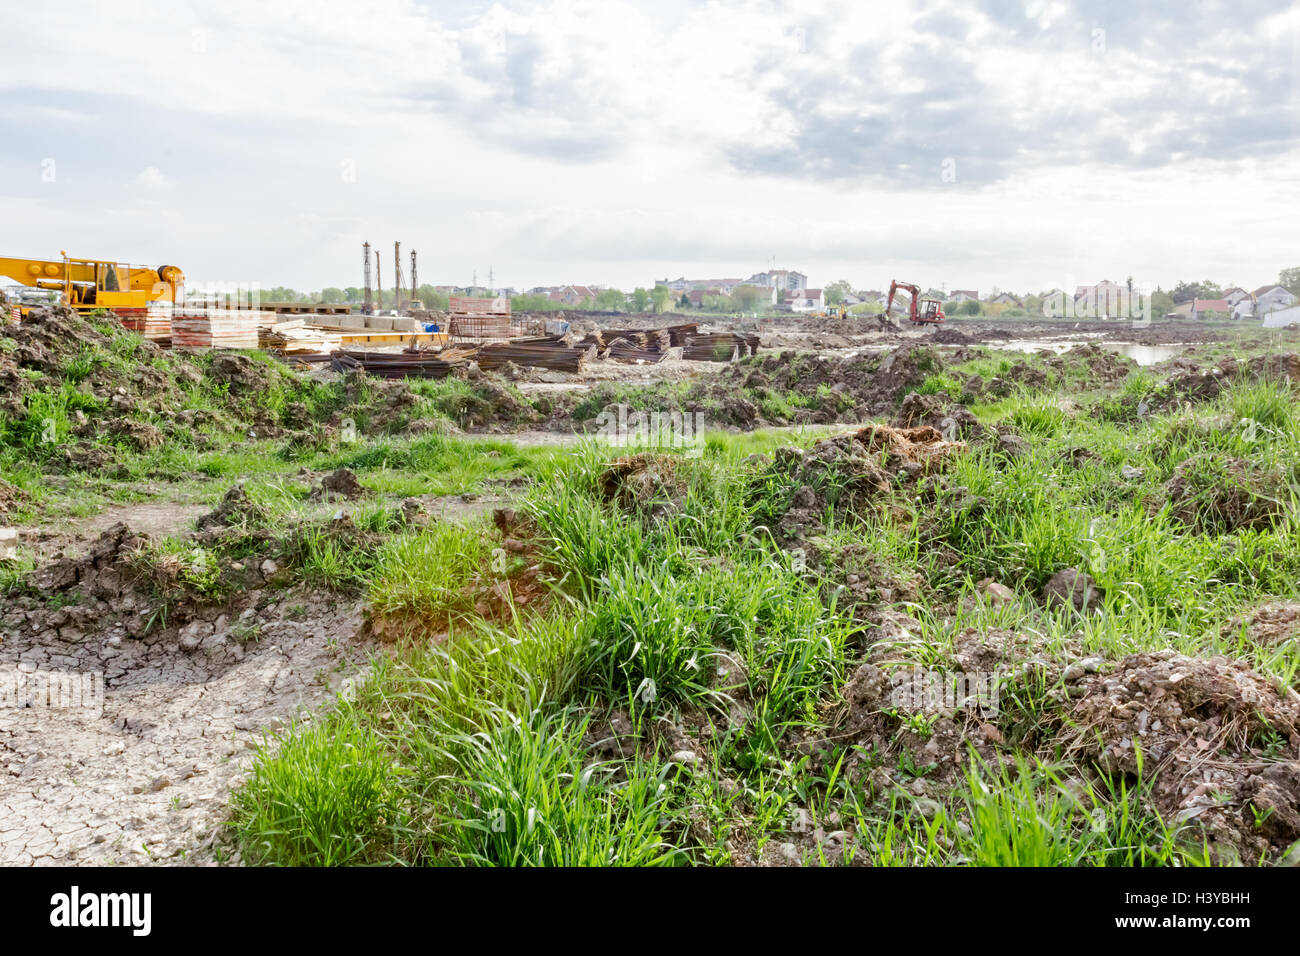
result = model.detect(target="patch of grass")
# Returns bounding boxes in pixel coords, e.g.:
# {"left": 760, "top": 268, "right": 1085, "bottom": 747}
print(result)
{"left": 1003, "top": 393, "right": 1068, "bottom": 437}
{"left": 434, "top": 708, "right": 681, "bottom": 866}
{"left": 367, "top": 520, "right": 496, "bottom": 624}
{"left": 233, "top": 716, "right": 404, "bottom": 866}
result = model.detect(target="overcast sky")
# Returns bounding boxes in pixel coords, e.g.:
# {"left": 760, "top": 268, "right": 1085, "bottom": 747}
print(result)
{"left": 2, "top": 0, "right": 1297, "bottom": 296}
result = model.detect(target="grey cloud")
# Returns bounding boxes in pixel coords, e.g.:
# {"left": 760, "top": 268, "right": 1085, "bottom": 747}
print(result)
{"left": 723, "top": 1, "right": 1299, "bottom": 186}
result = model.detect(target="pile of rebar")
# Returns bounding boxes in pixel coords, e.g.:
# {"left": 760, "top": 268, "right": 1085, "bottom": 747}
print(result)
{"left": 329, "top": 348, "right": 469, "bottom": 378}
{"left": 474, "top": 342, "right": 596, "bottom": 373}
{"left": 605, "top": 338, "right": 668, "bottom": 363}
{"left": 582, "top": 328, "right": 672, "bottom": 351}
{"left": 681, "top": 332, "right": 751, "bottom": 362}
{"left": 666, "top": 323, "right": 699, "bottom": 346}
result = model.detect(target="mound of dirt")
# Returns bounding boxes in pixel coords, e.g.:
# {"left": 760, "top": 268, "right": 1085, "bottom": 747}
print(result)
{"left": 929, "top": 327, "right": 972, "bottom": 345}
{"left": 726, "top": 344, "right": 946, "bottom": 422}
{"left": 204, "top": 353, "right": 276, "bottom": 393}
{"left": 29, "top": 522, "right": 151, "bottom": 595}
{"left": 751, "top": 423, "right": 968, "bottom": 541}
{"left": 0, "top": 477, "right": 26, "bottom": 517}
{"left": 1165, "top": 453, "right": 1288, "bottom": 534}
{"left": 1040, "top": 567, "right": 1104, "bottom": 614}
{"left": 862, "top": 423, "right": 967, "bottom": 474}
{"left": 442, "top": 371, "right": 541, "bottom": 430}
{"left": 196, "top": 483, "right": 267, "bottom": 532}
{"left": 1061, "top": 343, "right": 1135, "bottom": 384}
{"left": 1148, "top": 352, "right": 1300, "bottom": 412}
{"left": 0, "top": 307, "right": 485, "bottom": 479}
{"left": 311, "top": 467, "right": 371, "bottom": 502}
{"left": 1061, "top": 650, "right": 1300, "bottom": 861}
{"left": 1223, "top": 602, "right": 1300, "bottom": 648}
{"left": 596, "top": 453, "right": 686, "bottom": 514}
{"left": 892, "top": 393, "right": 986, "bottom": 441}
{"left": 833, "top": 630, "right": 1030, "bottom": 786}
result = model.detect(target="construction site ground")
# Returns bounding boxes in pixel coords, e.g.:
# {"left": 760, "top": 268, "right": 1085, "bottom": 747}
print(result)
{"left": 4, "top": 306, "right": 1300, "bottom": 866}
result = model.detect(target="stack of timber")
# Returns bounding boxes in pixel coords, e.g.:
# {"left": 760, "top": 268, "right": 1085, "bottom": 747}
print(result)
{"left": 118, "top": 308, "right": 172, "bottom": 343}
{"left": 172, "top": 309, "right": 263, "bottom": 349}
{"left": 258, "top": 317, "right": 343, "bottom": 354}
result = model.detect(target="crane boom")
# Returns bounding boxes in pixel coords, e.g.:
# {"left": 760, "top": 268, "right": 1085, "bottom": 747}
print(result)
{"left": 0, "top": 253, "right": 183, "bottom": 313}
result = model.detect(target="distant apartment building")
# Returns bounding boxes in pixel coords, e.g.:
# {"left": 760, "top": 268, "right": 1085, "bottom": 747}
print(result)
{"left": 658, "top": 277, "right": 692, "bottom": 292}
{"left": 1072, "top": 279, "right": 1132, "bottom": 316}
{"left": 657, "top": 276, "right": 752, "bottom": 295}
{"left": 748, "top": 269, "right": 807, "bottom": 292}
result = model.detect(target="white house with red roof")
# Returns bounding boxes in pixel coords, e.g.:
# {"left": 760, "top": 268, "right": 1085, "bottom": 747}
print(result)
{"left": 1191, "top": 297, "right": 1230, "bottom": 319}
{"left": 783, "top": 288, "right": 825, "bottom": 312}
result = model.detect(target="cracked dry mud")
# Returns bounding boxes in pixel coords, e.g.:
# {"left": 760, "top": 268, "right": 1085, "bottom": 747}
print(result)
{"left": 0, "top": 592, "right": 373, "bottom": 865}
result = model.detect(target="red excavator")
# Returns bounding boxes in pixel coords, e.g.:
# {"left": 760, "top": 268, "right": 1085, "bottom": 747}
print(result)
{"left": 885, "top": 280, "right": 944, "bottom": 325}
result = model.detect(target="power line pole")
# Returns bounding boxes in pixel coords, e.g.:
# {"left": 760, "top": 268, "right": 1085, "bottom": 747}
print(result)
{"left": 410, "top": 249, "right": 418, "bottom": 306}
{"left": 393, "top": 241, "right": 403, "bottom": 313}
{"left": 362, "top": 241, "right": 372, "bottom": 314}
{"left": 375, "top": 251, "right": 382, "bottom": 312}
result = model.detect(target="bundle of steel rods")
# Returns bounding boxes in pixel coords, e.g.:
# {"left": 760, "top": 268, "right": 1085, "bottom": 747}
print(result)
{"left": 474, "top": 342, "right": 596, "bottom": 373}
{"left": 328, "top": 348, "right": 468, "bottom": 378}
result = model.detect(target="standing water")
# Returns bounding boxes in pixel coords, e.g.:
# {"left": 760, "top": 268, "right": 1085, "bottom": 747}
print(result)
{"left": 989, "top": 340, "right": 1180, "bottom": 366}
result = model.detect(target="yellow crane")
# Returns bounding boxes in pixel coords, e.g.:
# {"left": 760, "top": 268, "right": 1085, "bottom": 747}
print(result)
{"left": 0, "top": 252, "right": 183, "bottom": 317}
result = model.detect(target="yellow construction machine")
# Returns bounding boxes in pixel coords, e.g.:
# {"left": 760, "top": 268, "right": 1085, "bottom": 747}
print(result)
{"left": 0, "top": 252, "right": 183, "bottom": 317}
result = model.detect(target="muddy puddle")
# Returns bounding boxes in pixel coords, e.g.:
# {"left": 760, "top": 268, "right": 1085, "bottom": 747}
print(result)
{"left": 989, "top": 339, "right": 1182, "bottom": 365}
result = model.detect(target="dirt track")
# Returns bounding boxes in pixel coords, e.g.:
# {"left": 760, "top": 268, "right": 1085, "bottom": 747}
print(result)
{"left": 0, "top": 589, "right": 371, "bottom": 865}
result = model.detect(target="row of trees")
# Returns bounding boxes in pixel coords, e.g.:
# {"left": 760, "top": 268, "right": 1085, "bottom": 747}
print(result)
{"left": 257, "top": 285, "right": 453, "bottom": 310}
{"left": 254, "top": 267, "right": 1300, "bottom": 317}
{"left": 1171, "top": 269, "right": 1300, "bottom": 303}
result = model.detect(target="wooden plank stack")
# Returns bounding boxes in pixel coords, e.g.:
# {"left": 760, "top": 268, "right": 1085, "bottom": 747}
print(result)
{"left": 117, "top": 307, "right": 172, "bottom": 342}
{"left": 171, "top": 309, "right": 263, "bottom": 349}
{"left": 260, "top": 325, "right": 344, "bottom": 354}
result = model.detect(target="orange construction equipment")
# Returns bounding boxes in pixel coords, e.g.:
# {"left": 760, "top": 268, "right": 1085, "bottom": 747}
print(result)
{"left": 885, "top": 280, "right": 944, "bottom": 325}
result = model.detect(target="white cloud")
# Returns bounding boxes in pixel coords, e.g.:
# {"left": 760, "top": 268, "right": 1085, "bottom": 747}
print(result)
{"left": 0, "top": 0, "right": 1296, "bottom": 294}
{"left": 136, "top": 166, "right": 168, "bottom": 187}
